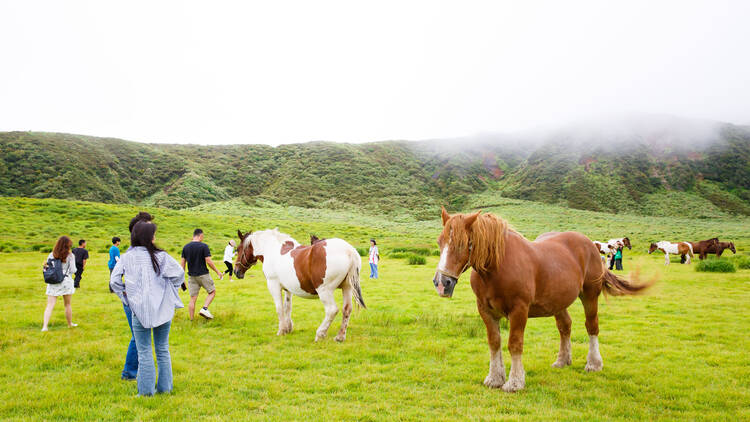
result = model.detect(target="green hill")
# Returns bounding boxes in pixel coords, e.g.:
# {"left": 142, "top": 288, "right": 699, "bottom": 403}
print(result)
{"left": 2, "top": 116, "right": 749, "bottom": 218}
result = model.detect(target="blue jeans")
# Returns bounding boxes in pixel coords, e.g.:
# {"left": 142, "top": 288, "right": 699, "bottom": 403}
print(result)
{"left": 122, "top": 304, "right": 138, "bottom": 379}
{"left": 131, "top": 315, "right": 173, "bottom": 396}
{"left": 369, "top": 262, "right": 378, "bottom": 279}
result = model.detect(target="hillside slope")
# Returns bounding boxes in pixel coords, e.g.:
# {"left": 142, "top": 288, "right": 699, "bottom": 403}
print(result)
{"left": 1, "top": 116, "right": 749, "bottom": 217}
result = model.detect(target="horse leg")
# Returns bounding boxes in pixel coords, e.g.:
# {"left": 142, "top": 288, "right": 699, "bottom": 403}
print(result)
{"left": 502, "top": 306, "right": 528, "bottom": 392}
{"left": 580, "top": 290, "right": 603, "bottom": 372}
{"left": 478, "top": 302, "right": 505, "bottom": 388}
{"left": 334, "top": 283, "right": 353, "bottom": 342}
{"left": 552, "top": 309, "right": 572, "bottom": 368}
{"left": 282, "top": 289, "right": 293, "bottom": 334}
{"left": 664, "top": 253, "right": 670, "bottom": 265}
{"left": 266, "top": 278, "right": 286, "bottom": 336}
{"left": 315, "top": 288, "right": 339, "bottom": 342}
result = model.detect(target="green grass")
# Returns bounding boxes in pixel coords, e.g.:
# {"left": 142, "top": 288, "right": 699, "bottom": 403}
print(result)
{"left": 407, "top": 255, "right": 427, "bottom": 265}
{"left": 695, "top": 258, "right": 737, "bottom": 273}
{"left": 1, "top": 196, "right": 750, "bottom": 420}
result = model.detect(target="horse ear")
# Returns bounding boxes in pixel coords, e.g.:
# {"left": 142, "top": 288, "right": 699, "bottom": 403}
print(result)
{"left": 464, "top": 210, "right": 481, "bottom": 231}
{"left": 441, "top": 206, "right": 450, "bottom": 226}
{"left": 237, "top": 229, "right": 244, "bottom": 239}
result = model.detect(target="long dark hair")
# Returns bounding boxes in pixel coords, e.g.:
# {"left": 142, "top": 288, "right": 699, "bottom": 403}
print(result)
{"left": 53, "top": 236, "right": 72, "bottom": 262}
{"left": 131, "top": 221, "right": 163, "bottom": 274}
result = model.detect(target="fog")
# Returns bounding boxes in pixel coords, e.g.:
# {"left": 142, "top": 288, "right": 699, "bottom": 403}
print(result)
{"left": 1, "top": 1, "right": 749, "bottom": 146}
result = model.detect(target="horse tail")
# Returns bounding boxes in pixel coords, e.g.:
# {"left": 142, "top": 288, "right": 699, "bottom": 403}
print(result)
{"left": 347, "top": 247, "right": 366, "bottom": 309}
{"left": 687, "top": 243, "right": 694, "bottom": 257}
{"left": 601, "top": 268, "right": 654, "bottom": 296}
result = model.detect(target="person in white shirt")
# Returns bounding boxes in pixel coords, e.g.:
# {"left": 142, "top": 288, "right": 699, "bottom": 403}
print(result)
{"left": 223, "top": 239, "right": 237, "bottom": 282}
{"left": 368, "top": 239, "right": 379, "bottom": 279}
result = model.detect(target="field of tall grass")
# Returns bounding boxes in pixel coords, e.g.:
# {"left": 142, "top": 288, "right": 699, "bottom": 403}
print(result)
{"left": 1, "top": 196, "right": 749, "bottom": 420}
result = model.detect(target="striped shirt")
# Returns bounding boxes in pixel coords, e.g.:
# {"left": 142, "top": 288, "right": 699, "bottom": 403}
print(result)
{"left": 110, "top": 247, "right": 185, "bottom": 328}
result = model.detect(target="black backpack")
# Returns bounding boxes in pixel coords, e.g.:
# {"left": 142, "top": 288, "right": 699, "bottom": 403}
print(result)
{"left": 43, "top": 258, "right": 65, "bottom": 284}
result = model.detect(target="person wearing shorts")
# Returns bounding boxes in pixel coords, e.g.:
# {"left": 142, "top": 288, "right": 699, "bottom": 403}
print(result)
{"left": 181, "top": 228, "right": 223, "bottom": 320}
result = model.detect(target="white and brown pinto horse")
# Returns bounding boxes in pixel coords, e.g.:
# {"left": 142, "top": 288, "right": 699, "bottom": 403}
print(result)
{"left": 433, "top": 208, "right": 651, "bottom": 392}
{"left": 648, "top": 241, "right": 693, "bottom": 265}
{"left": 234, "top": 229, "right": 365, "bottom": 342}
{"left": 593, "top": 237, "right": 632, "bottom": 254}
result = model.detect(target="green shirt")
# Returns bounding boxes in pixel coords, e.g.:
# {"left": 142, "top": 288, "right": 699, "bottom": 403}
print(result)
{"left": 614, "top": 249, "right": 622, "bottom": 260}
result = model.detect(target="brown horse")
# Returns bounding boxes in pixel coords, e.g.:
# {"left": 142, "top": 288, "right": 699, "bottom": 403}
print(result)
{"left": 707, "top": 240, "right": 736, "bottom": 257}
{"left": 433, "top": 207, "right": 652, "bottom": 392}
{"left": 689, "top": 238, "right": 719, "bottom": 260}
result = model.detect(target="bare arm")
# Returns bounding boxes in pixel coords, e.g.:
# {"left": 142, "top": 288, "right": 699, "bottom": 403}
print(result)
{"left": 206, "top": 257, "right": 223, "bottom": 279}
{"left": 82, "top": 258, "right": 87, "bottom": 269}
{"left": 180, "top": 257, "right": 186, "bottom": 271}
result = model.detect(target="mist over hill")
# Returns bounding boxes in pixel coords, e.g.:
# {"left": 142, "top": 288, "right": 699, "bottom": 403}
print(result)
{"left": 2, "top": 115, "right": 749, "bottom": 219}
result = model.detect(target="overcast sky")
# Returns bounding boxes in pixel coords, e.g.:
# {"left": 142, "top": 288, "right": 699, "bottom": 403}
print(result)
{"left": 1, "top": 1, "right": 749, "bottom": 146}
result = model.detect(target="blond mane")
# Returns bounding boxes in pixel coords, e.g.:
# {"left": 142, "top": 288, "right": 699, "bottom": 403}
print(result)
{"left": 448, "top": 212, "right": 509, "bottom": 273}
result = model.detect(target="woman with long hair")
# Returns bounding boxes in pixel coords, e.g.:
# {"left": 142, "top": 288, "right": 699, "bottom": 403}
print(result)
{"left": 42, "top": 236, "right": 77, "bottom": 331}
{"left": 110, "top": 221, "right": 184, "bottom": 396}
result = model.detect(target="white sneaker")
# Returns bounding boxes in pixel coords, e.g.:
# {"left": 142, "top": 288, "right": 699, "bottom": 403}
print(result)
{"left": 199, "top": 308, "right": 213, "bottom": 319}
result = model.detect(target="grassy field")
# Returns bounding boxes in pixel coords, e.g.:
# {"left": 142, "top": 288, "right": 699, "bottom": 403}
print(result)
{"left": 1, "top": 196, "right": 749, "bottom": 420}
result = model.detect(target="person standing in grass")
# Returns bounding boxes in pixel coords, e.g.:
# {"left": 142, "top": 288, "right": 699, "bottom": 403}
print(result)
{"left": 41, "top": 236, "right": 77, "bottom": 331}
{"left": 71, "top": 239, "right": 88, "bottom": 289}
{"left": 368, "top": 239, "right": 379, "bottom": 279}
{"left": 223, "top": 239, "right": 237, "bottom": 282}
{"left": 614, "top": 245, "right": 624, "bottom": 271}
{"left": 110, "top": 221, "right": 184, "bottom": 396}
{"left": 112, "top": 211, "right": 154, "bottom": 381}
{"left": 108, "top": 237, "right": 121, "bottom": 275}
{"left": 181, "top": 228, "right": 223, "bottom": 320}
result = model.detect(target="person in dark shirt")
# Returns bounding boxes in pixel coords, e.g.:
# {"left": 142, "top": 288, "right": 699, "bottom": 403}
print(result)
{"left": 71, "top": 239, "right": 89, "bottom": 289}
{"left": 181, "top": 229, "right": 223, "bottom": 320}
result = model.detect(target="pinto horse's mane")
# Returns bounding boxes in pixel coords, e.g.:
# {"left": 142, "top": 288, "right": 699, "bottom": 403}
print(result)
{"left": 449, "top": 212, "right": 512, "bottom": 273}
{"left": 250, "top": 228, "right": 296, "bottom": 245}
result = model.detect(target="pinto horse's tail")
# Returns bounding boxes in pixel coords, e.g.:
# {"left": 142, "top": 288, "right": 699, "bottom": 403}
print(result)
{"left": 347, "top": 248, "right": 366, "bottom": 309}
{"left": 602, "top": 268, "right": 654, "bottom": 296}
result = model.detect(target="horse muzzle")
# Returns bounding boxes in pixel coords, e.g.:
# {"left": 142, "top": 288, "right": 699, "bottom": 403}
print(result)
{"left": 433, "top": 272, "right": 458, "bottom": 298}
{"left": 234, "top": 269, "right": 245, "bottom": 279}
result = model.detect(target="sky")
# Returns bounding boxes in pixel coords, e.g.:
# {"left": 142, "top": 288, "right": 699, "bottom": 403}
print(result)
{"left": 1, "top": 1, "right": 749, "bottom": 146}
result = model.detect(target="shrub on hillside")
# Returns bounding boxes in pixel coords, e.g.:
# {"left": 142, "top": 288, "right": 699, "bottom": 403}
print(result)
{"left": 388, "top": 252, "right": 409, "bottom": 259}
{"left": 356, "top": 247, "right": 368, "bottom": 257}
{"left": 731, "top": 255, "right": 750, "bottom": 269}
{"left": 407, "top": 255, "right": 426, "bottom": 265}
{"left": 695, "top": 258, "right": 736, "bottom": 273}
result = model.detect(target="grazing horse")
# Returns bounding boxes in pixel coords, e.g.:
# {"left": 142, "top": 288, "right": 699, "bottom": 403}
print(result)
{"left": 648, "top": 241, "right": 693, "bottom": 265}
{"left": 707, "top": 240, "right": 736, "bottom": 257}
{"left": 688, "top": 238, "right": 720, "bottom": 260}
{"left": 432, "top": 207, "right": 651, "bottom": 392}
{"left": 234, "top": 229, "right": 366, "bottom": 342}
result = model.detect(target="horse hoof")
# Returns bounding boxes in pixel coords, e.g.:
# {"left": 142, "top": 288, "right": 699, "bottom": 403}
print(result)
{"left": 585, "top": 361, "right": 603, "bottom": 372}
{"left": 315, "top": 334, "right": 325, "bottom": 342}
{"left": 334, "top": 334, "right": 346, "bottom": 342}
{"left": 483, "top": 374, "right": 505, "bottom": 388}
{"left": 501, "top": 379, "right": 525, "bottom": 392}
{"left": 551, "top": 357, "right": 572, "bottom": 368}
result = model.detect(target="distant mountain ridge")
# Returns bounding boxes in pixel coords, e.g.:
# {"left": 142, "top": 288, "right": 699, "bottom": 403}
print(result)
{"left": 2, "top": 115, "right": 749, "bottom": 218}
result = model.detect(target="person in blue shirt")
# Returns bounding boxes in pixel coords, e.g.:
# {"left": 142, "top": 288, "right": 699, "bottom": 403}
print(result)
{"left": 108, "top": 237, "right": 121, "bottom": 274}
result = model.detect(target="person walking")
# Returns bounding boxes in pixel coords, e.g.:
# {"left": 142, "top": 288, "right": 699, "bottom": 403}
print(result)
{"left": 181, "top": 229, "right": 223, "bottom": 320}
{"left": 71, "top": 239, "right": 89, "bottom": 289}
{"left": 614, "top": 246, "right": 624, "bottom": 271}
{"left": 41, "top": 236, "right": 78, "bottom": 331}
{"left": 223, "top": 239, "right": 237, "bottom": 282}
{"left": 110, "top": 221, "right": 184, "bottom": 396}
{"left": 368, "top": 239, "right": 379, "bottom": 279}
